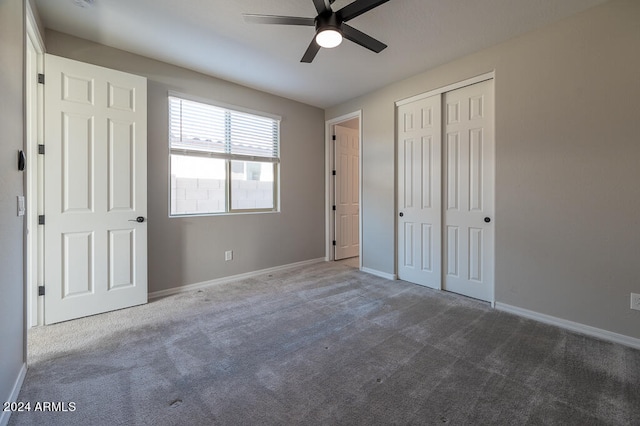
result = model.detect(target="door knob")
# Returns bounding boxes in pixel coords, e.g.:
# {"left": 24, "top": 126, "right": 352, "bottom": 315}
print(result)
{"left": 129, "top": 216, "right": 146, "bottom": 223}
{"left": 484, "top": 217, "right": 491, "bottom": 223}
{"left": 399, "top": 212, "right": 404, "bottom": 217}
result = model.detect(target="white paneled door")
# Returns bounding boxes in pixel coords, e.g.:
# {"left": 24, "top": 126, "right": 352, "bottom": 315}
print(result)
{"left": 44, "top": 54, "right": 148, "bottom": 324}
{"left": 334, "top": 125, "right": 359, "bottom": 260}
{"left": 443, "top": 80, "right": 494, "bottom": 301}
{"left": 397, "top": 94, "right": 442, "bottom": 289}
{"left": 397, "top": 79, "right": 494, "bottom": 302}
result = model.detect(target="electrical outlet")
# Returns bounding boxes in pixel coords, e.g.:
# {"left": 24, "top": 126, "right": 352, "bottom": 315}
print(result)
{"left": 225, "top": 250, "right": 233, "bottom": 261}
{"left": 631, "top": 293, "right": 640, "bottom": 311}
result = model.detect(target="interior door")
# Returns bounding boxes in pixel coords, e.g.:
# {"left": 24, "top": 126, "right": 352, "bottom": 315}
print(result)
{"left": 334, "top": 125, "right": 359, "bottom": 260}
{"left": 443, "top": 80, "right": 494, "bottom": 301}
{"left": 44, "top": 54, "right": 148, "bottom": 324}
{"left": 397, "top": 94, "right": 442, "bottom": 289}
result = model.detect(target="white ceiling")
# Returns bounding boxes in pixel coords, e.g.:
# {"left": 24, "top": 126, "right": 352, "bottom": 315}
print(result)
{"left": 34, "top": 0, "right": 609, "bottom": 108}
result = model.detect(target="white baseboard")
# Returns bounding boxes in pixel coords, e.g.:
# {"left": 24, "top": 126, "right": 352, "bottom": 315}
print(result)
{"left": 0, "top": 363, "right": 27, "bottom": 426}
{"left": 149, "top": 258, "right": 326, "bottom": 300}
{"left": 360, "top": 267, "right": 397, "bottom": 280}
{"left": 495, "top": 302, "right": 640, "bottom": 350}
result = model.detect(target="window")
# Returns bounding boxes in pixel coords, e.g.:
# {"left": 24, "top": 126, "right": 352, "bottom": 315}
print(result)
{"left": 169, "top": 95, "right": 280, "bottom": 215}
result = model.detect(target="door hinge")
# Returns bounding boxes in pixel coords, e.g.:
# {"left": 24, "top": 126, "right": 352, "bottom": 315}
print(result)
{"left": 38, "top": 286, "right": 45, "bottom": 296}
{"left": 38, "top": 215, "right": 45, "bottom": 225}
{"left": 38, "top": 73, "right": 45, "bottom": 84}
{"left": 332, "top": 205, "right": 336, "bottom": 211}
{"left": 332, "top": 240, "right": 336, "bottom": 246}
{"left": 38, "top": 144, "right": 45, "bottom": 154}
{"left": 332, "top": 170, "right": 336, "bottom": 176}
{"left": 332, "top": 135, "right": 336, "bottom": 141}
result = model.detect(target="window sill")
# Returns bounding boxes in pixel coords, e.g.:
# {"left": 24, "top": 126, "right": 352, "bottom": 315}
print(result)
{"left": 169, "top": 210, "right": 280, "bottom": 218}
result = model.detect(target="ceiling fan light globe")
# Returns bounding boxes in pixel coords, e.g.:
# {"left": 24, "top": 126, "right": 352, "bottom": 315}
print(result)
{"left": 316, "top": 29, "right": 342, "bottom": 48}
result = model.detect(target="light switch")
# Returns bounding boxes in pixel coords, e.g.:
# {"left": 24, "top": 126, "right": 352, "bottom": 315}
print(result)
{"left": 17, "top": 196, "right": 25, "bottom": 217}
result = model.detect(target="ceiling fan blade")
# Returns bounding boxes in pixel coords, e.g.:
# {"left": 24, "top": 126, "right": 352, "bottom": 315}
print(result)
{"left": 341, "top": 23, "right": 387, "bottom": 53}
{"left": 243, "top": 14, "right": 315, "bottom": 26}
{"left": 301, "top": 39, "right": 321, "bottom": 63}
{"left": 337, "top": 0, "right": 390, "bottom": 22}
{"left": 312, "top": 0, "right": 332, "bottom": 15}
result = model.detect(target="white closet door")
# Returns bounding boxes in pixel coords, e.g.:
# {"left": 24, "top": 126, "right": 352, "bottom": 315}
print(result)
{"left": 443, "top": 79, "right": 494, "bottom": 302}
{"left": 397, "top": 94, "right": 442, "bottom": 289}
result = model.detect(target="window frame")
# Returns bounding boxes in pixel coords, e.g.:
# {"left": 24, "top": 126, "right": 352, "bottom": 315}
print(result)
{"left": 168, "top": 92, "right": 281, "bottom": 217}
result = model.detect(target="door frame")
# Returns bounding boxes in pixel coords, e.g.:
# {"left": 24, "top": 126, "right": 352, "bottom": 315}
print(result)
{"left": 26, "top": 4, "right": 45, "bottom": 328}
{"left": 394, "top": 71, "right": 496, "bottom": 305}
{"left": 325, "top": 111, "right": 362, "bottom": 265}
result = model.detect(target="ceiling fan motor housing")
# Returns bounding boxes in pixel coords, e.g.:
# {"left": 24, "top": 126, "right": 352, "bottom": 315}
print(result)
{"left": 315, "top": 13, "right": 342, "bottom": 33}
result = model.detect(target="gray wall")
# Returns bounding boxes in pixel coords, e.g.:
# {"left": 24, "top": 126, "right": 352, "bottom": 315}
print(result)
{"left": 0, "top": 0, "right": 26, "bottom": 412}
{"left": 46, "top": 31, "right": 326, "bottom": 294}
{"left": 326, "top": 0, "right": 640, "bottom": 339}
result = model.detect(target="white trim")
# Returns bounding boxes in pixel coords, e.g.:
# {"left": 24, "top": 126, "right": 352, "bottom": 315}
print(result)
{"left": 26, "top": 2, "right": 45, "bottom": 51}
{"left": 495, "top": 302, "right": 640, "bottom": 350}
{"left": 149, "top": 258, "right": 326, "bottom": 300}
{"left": 0, "top": 363, "right": 27, "bottom": 426}
{"left": 395, "top": 71, "right": 495, "bottom": 107}
{"left": 325, "top": 111, "right": 363, "bottom": 268}
{"left": 26, "top": 8, "right": 45, "bottom": 328}
{"left": 360, "top": 267, "right": 397, "bottom": 281}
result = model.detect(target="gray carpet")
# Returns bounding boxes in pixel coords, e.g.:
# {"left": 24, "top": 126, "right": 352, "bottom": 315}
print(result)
{"left": 9, "top": 260, "right": 640, "bottom": 425}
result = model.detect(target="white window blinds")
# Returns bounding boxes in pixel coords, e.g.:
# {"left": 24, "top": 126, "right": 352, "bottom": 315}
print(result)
{"left": 169, "top": 96, "right": 280, "bottom": 162}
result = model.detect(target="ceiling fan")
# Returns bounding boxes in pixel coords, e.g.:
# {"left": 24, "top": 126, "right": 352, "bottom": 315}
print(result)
{"left": 243, "top": 0, "right": 390, "bottom": 63}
